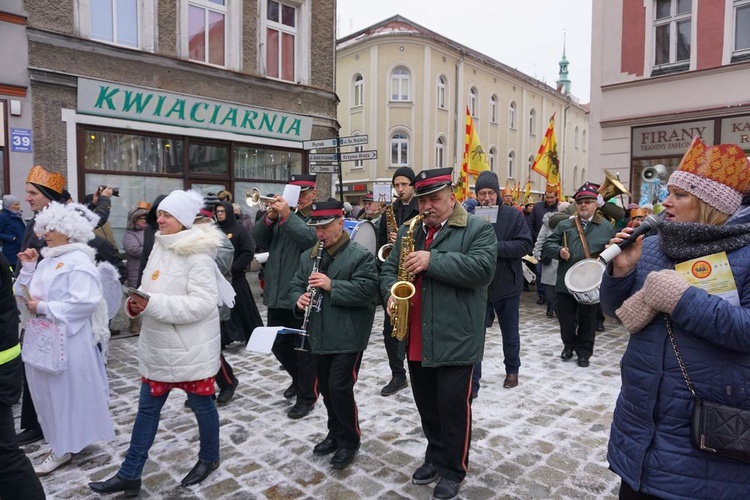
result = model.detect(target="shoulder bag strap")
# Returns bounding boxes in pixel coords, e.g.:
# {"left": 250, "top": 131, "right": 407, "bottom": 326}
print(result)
{"left": 664, "top": 314, "right": 697, "bottom": 397}
{"left": 573, "top": 216, "right": 592, "bottom": 259}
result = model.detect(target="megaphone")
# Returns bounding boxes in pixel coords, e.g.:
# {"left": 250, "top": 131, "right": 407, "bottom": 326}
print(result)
{"left": 641, "top": 164, "right": 667, "bottom": 182}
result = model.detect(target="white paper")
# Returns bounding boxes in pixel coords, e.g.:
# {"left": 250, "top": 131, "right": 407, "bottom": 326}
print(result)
{"left": 254, "top": 252, "right": 269, "bottom": 264}
{"left": 373, "top": 183, "right": 393, "bottom": 204}
{"left": 246, "top": 327, "right": 281, "bottom": 354}
{"left": 282, "top": 184, "right": 302, "bottom": 208}
{"left": 474, "top": 206, "right": 499, "bottom": 224}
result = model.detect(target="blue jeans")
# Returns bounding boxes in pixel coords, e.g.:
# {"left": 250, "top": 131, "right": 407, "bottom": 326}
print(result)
{"left": 118, "top": 383, "right": 220, "bottom": 480}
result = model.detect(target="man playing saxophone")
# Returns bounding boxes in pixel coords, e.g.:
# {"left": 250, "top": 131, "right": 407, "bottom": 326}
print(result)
{"left": 376, "top": 167, "right": 421, "bottom": 397}
{"left": 380, "top": 168, "right": 497, "bottom": 500}
{"left": 290, "top": 200, "right": 378, "bottom": 470}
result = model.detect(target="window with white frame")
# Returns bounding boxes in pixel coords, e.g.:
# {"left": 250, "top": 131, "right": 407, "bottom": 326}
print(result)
{"left": 391, "top": 132, "right": 409, "bottom": 166}
{"left": 654, "top": 0, "right": 691, "bottom": 66}
{"left": 435, "top": 137, "right": 445, "bottom": 168}
{"left": 490, "top": 95, "right": 498, "bottom": 123}
{"left": 489, "top": 147, "right": 496, "bottom": 171}
{"left": 391, "top": 67, "right": 410, "bottom": 101}
{"left": 187, "top": 0, "right": 228, "bottom": 66}
{"left": 574, "top": 126, "right": 579, "bottom": 148}
{"left": 582, "top": 130, "right": 587, "bottom": 151}
{"left": 508, "top": 150, "right": 516, "bottom": 179}
{"left": 469, "top": 87, "right": 478, "bottom": 117}
{"left": 353, "top": 74, "right": 364, "bottom": 108}
{"left": 89, "top": 0, "right": 138, "bottom": 47}
{"left": 735, "top": 0, "right": 750, "bottom": 55}
{"left": 509, "top": 101, "right": 517, "bottom": 129}
{"left": 437, "top": 76, "right": 446, "bottom": 109}
{"left": 353, "top": 144, "right": 364, "bottom": 168}
{"left": 264, "top": 0, "right": 297, "bottom": 81}
{"left": 529, "top": 109, "right": 537, "bottom": 135}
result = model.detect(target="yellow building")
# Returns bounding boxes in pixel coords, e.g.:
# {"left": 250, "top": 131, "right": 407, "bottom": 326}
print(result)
{"left": 335, "top": 16, "right": 589, "bottom": 203}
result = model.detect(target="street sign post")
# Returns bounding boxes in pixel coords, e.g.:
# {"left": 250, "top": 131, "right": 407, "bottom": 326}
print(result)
{"left": 310, "top": 163, "right": 340, "bottom": 174}
{"left": 340, "top": 150, "right": 378, "bottom": 162}
{"left": 309, "top": 153, "right": 339, "bottom": 162}
{"left": 339, "top": 135, "right": 368, "bottom": 147}
{"left": 303, "top": 134, "right": 368, "bottom": 150}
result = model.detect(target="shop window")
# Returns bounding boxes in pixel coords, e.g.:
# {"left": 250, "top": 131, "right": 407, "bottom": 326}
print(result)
{"left": 189, "top": 143, "right": 228, "bottom": 175}
{"left": 84, "top": 130, "right": 184, "bottom": 174}
{"left": 234, "top": 146, "right": 302, "bottom": 181}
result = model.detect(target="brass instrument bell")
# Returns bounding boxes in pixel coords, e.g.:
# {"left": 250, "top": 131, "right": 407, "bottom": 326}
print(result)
{"left": 245, "top": 188, "right": 277, "bottom": 210}
{"left": 598, "top": 170, "right": 631, "bottom": 201}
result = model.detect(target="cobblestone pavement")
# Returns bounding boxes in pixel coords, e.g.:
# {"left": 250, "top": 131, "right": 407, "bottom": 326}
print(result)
{"left": 18, "top": 283, "right": 628, "bottom": 499}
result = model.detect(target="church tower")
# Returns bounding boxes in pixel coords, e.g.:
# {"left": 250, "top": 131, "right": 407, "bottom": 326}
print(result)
{"left": 556, "top": 35, "right": 571, "bottom": 95}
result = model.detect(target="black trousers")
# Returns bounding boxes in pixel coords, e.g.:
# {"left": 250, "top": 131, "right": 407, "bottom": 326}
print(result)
{"left": 314, "top": 351, "right": 362, "bottom": 449}
{"left": 215, "top": 353, "right": 236, "bottom": 390}
{"left": 381, "top": 303, "right": 406, "bottom": 379}
{"left": 268, "top": 307, "right": 318, "bottom": 406}
{"left": 20, "top": 370, "right": 40, "bottom": 434}
{"left": 408, "top": 361, "right": 473, "bottom": 483}
{"left": 618, "top": 479, "right": 663, "bottom": 499}
{"left": 0, "top": 403, "right": 45, "bottom": 499}
{"left": 556, "top": 292, "right": 598, "bottom": 359}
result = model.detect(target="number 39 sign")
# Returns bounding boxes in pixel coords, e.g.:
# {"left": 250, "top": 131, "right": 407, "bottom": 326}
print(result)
{"left": 11, "top": 128, "right": 32, "bottom": 153}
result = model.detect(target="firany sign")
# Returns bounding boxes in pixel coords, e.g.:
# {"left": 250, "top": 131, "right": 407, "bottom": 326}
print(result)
{"left": 77, "top": 78, "right": 313, "bottom": 142}
{"left": 632, "top": 120, "right": 714, "bottom": 158}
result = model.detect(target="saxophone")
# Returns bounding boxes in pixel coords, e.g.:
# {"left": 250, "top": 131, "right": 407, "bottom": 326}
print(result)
{"left": 389, "top": 212, "right": 426, "bottom": 341}
{"left": 377, "top": 199, "right": 398, "bottom": 262}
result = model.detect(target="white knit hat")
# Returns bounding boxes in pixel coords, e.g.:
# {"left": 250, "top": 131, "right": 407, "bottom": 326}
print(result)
{"left": 158, "top": 189, "right": 204, "bottom": 229}
{"left": 34, "top": 202, "right": 98, "bottom": 243}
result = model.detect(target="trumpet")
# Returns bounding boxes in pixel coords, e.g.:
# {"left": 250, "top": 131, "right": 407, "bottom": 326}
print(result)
{"left": 245, "top": 188, "right": 277, "bottom": 210}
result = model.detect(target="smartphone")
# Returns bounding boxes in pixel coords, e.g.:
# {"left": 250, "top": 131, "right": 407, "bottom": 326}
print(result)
{"left": 122, "top": 286, "right": 150, "bottom": 300}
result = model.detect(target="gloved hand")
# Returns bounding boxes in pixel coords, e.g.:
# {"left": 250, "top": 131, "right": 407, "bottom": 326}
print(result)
{"left": 642, "top": 270, "right": 691, "bottom": 314}
{"left": 616, "top": 288, "right": 658, "bottom": 333}
{"left": 596, "top": 194, "right": 605, "bottom": 208}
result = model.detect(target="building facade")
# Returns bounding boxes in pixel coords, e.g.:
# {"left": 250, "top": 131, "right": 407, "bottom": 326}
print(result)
{"left": 335, "top": 16, "right": 589, "bottom": 203}
{"left": 590, "top": 0, "right": 750, "bottom": 205}
{"left": 8, "top": 0, "right": 337, "bottom": 244}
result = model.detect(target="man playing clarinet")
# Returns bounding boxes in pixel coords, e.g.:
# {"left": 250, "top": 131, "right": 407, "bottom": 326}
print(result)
{"left": 290, "top": 200, "right": 378, "bottom": 470}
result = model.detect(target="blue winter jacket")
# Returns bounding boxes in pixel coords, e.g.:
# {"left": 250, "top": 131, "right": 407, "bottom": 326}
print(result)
{"left": 0, "top": 208, "right": 25, "bottom": 266}
{"left": 601, "top": 221, "right": 750, "bottom": 499}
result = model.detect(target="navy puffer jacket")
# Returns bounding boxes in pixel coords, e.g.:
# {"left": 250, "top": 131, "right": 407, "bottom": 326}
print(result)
{"left": 601, "top": 224, "right": 750, "bottom": 499}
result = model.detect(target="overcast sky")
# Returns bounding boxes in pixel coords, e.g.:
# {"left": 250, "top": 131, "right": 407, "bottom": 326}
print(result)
{"left": 336, "top": 0, "right": 593, "bottom": 103}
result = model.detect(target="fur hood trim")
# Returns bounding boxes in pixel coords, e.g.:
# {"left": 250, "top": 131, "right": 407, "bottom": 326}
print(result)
{"left": 155, "top": 223, "right": 223, "bottom": 257}
{"left": 41, "top": 242, "right": 96, "bottom": 261}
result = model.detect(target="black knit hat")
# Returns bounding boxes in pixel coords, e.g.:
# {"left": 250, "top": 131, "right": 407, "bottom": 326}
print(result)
{"left": 475, "top": 171, "right": 500, "bottom": 195}
{"left": 392, "top": 167, "right": 415, "bottom": 184}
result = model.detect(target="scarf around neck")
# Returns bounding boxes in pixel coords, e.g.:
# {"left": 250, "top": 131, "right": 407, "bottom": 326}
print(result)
{"left": 659, "top": 221, "right": 750, "bottom": 262}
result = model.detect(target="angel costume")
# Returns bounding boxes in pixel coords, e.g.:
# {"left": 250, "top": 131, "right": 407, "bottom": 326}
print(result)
{"left": 15, "top": 243, "right": 115, "bottom": 456}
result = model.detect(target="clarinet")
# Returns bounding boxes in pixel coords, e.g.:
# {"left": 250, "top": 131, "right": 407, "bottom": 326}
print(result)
{"left": 295, "top": 241, "right": 323, "bottom": 351}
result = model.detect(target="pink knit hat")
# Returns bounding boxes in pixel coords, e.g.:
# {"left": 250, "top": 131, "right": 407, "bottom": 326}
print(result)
{"left": 668, "top": 136, "right": 750, "bottom": 215}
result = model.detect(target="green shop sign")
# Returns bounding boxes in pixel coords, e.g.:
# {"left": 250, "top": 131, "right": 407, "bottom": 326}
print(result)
{"left": 77, "top": 78, "right": 313, "bottom": 142}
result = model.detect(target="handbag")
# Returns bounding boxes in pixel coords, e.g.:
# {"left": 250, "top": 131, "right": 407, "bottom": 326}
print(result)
{"left": 665, "top": 315, "right": 750, "bottom": 463}
{"left": 21, "top": 317, "right": 68, "bottom": 374}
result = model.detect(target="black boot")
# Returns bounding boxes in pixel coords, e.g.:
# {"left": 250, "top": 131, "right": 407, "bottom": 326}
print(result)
{"left": 89, "top": 475, "right": 141, "bottom": 497}
{"left": 181, "top": 460, "right": 219, "bottom": 486}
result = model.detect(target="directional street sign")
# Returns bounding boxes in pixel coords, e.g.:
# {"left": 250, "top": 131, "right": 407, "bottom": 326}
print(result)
{"left": 303, "top": 138, "right": 338, "bottom": 150}
{"left": 310, "top": 163, "right": 340, "bottom": 174}
{"left": 309, "top": 153, "right": 339, "bottom": 162}
{"left": 339, "top": 135, "right": 368, "bottom": 147}
{"left": 340, "top": 150, "right": 378, "bottom": 162}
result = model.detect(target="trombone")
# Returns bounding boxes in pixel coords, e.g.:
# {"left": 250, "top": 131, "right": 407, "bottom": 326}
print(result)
{"left": 245, "top": 188, "right": 277, "bottom": 211}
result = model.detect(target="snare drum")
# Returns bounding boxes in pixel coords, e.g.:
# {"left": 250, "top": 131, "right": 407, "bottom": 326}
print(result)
{"left": 564, "top": 258, "right": 606, "bottom": 305}
{"left": 344, "top": 220, "right": 377, "bottom": 256}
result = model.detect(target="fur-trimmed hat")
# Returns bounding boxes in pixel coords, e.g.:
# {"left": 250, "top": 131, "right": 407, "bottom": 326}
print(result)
{"left": 158, "top": 189, "right": 204, "bottom": 229}
{"left": 667, "top": 136, "right": 750, "bottom": 215}
{"left": 34, "top": 202, "right": 98, "bottom": 243}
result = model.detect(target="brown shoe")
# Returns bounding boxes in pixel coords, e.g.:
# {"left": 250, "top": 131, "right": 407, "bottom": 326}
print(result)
{"left": 503, "top": 374, "right": 518, "bottom": 389}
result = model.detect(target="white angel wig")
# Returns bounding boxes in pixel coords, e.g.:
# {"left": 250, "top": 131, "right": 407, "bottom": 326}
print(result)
{"left": 34, "top": 202, "right": 98, "bottom": 243}
{"left": 158, "top": 189, "right": 204, "bottom": 229}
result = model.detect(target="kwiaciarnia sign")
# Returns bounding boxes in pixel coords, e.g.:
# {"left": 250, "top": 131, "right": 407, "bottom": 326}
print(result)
{"left": 77, "top": 78, "right": 313, "bottom": 142}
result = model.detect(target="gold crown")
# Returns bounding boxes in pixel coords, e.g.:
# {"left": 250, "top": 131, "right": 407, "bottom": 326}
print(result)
{"left": 678, "top": 137, "right": 750, "bottom": 195}
{"left": 26, "top": 165, "right": 66, "bottom": 195}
